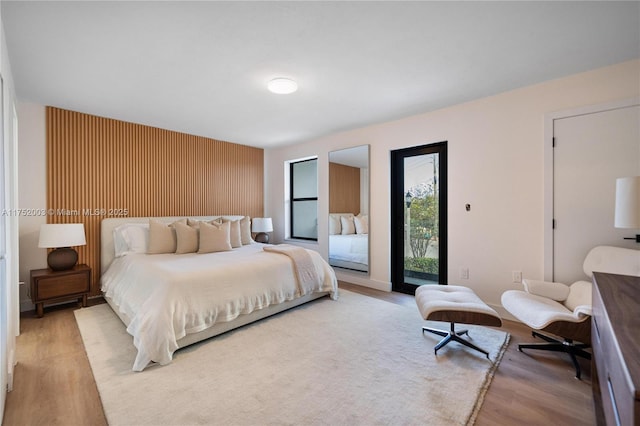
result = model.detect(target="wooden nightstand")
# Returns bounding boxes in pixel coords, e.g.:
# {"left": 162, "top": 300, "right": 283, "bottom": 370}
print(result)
{"left": 30, "top": 264, "right": 91, "bottom": 318}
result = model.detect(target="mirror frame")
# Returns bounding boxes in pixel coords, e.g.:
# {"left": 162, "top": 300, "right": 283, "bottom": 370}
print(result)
{"left": 328, "top": 145, "right": 370, "bottom": 274}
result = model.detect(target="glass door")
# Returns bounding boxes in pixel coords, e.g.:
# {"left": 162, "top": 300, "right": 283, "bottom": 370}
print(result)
{"left": 391, "top": 142, "right": 447, "bottom": 294}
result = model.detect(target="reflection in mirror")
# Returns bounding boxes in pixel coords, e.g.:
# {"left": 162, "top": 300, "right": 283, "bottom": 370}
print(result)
{"left": 328, "top": 145, "right": 369, "bottom": 273}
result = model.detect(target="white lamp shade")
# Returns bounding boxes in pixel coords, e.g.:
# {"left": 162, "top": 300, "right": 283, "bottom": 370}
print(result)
{"left": 252, "top": 218, "right": 273, "bottom": 233}
{"left": 615, "top": 176, "right": 640, "bottom": 229}
{"left": 38, "top": 223, "right": 87, "bottom": 248}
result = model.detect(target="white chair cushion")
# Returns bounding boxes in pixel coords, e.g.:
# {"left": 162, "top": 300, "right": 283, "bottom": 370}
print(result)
{"left": 415, "top": 285, "right": 500, "bottom": 319}
{"left": 564, "top": 280, "right": 592, "bottom": 313}
{"left": 522, "top": 279, "right": 570, "bottom": 301}
{"left": 501, "top": 290, "right": 587, "bottom": 330}
{"left": 583, "top": 246, "right": 640, "bottom": 277}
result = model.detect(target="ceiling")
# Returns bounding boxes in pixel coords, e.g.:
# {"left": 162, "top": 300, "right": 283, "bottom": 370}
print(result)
{"left": 2, "top": 1, "right": 639, "bottom": 149}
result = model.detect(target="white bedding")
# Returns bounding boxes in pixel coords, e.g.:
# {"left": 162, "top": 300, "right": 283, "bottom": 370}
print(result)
{"left": 329, "top": 234, "right": 368, "bottom": 265}
{"left": 101, "top": 243, "right": 338, "bottom": 371}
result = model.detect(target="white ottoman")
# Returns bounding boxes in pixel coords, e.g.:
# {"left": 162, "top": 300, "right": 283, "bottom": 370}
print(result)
{"left": 415, "top": 285, "right": 502, "bottom": 358}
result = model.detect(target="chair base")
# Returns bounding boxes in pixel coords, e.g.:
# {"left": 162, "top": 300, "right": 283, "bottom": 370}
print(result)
{"left": 422, "top": 322, "right": 490, "bottom": 359}
{"left": 518, "top": 331, "right": 591, "bottom": 379}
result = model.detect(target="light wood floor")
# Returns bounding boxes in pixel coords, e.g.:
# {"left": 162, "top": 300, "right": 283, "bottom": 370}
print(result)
{"left": 3, "top": 282, "right": 595, "bottom": 426}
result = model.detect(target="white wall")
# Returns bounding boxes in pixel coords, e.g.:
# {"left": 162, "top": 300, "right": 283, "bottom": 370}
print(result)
{"left": 13, "top": 60, "right": 640, "bottom": 314}
{"left": 265, "top": 59, "right": 640, "bottom": 313}
{"left": 17, "top": 103, "right": 46, "bottom": 311}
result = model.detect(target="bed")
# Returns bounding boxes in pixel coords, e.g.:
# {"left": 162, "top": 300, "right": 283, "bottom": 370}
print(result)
{"left": 328, "top": 213, "right": 369, "bottom": 272}
{"left": 100, "top": 215, "right": 338, "bottom": 371}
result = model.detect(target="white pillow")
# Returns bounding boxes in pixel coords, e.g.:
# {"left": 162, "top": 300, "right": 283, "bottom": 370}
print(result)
{"left": 340, "top": 216, "right": 356, "bottom": 235}
{"left": 329, "top": 215, "right": 341, "bottom": 235}
{"left": 354, "top": 215, "right": 368, "bottom": 235}
{"left": 113, "top": 223, "right": 149, "bottom": 257}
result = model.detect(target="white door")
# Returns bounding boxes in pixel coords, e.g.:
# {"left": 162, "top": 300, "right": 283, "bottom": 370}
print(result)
{"left": 553, "top": 104, "right": 639, "bottom": 284}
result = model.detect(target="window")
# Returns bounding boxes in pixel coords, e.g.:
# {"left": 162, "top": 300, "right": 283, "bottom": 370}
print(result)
{"left": 290, "top": 158, "right": 318, "bottom": 240}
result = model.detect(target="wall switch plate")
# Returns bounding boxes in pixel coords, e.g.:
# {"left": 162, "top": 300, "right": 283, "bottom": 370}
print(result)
{"left": 512, "top": 271, "right": 522, "bottom": 283}
{"left": 460, "top": 268, "right": 469, "bottom": 280}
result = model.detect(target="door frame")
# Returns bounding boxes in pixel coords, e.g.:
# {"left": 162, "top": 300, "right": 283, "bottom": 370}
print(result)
{"left": 543, "top": 97, "right": 640, "bottom": 281}
{"left": 390, "top": 141, "right": 448, "bottom": 294}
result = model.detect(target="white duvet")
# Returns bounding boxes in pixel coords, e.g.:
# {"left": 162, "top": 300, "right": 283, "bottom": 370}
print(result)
{"left": 329, "top": 234, "right": 368, "bottom": 265}
{"left": 101, "top": 243, "right": 338, "bottom": 371}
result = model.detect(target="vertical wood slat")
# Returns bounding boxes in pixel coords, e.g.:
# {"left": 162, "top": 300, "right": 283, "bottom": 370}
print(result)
{"left": 329, "top": 162, "right": 361, "bottom": 214}
{"left": 46, "top": 107, "right": 264, "bottom": 295}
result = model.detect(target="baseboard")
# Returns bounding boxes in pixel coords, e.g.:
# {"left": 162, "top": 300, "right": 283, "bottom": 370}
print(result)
{"left": 335, "top": 270, "right": 391, "bottom": 292}
{"left": 7, "top": 348, "right": 15, "bottom": 392}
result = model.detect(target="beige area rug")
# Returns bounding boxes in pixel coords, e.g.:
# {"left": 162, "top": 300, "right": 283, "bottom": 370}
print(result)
{"left": 75, "top": 290, "right": 509, "bottom": 426}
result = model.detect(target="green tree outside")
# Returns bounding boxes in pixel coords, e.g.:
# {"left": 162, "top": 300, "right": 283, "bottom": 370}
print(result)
{"left": 405, "top": 190, "right": 438, "bottom": 274}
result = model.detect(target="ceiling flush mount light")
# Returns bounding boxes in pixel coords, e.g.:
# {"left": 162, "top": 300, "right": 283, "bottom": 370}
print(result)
{"left": 267, "top": 78, "right": 298, "bottom": 94}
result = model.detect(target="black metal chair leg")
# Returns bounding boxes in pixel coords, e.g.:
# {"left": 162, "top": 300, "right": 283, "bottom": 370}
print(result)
{"left": 569, "top": 352, "right": 582, "bottom": 380}
{"left": 518, "top": 332, "right": 591, "bottom": 379}
{"left": 433, "top": 334, "right": 453, "bottom": 353}
{"left": 422, "top": 326, "right": 449, "bottom": 338}
{"left": 519, "top": 342, "right": 565, "bottom": 352}
{"left": 532, "top": 331, "right": 560, "bottom": 343}
{"left": 422, "top": 322, "right": 490, "bottom": 359}
{"left": 450, "top": 334, "right": 490, "bottom": 359}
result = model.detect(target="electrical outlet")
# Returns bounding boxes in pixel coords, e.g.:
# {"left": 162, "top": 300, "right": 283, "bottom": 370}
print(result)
{"left": 512, "top": 271, "right": 522, "bottom": 283}
{"left": 460, "top": 268, "right": 469, "bottom": 280}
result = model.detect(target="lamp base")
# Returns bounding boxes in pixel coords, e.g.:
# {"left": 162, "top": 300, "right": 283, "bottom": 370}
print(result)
{"left": 255, "top": 232, "right": 269, "bottom": 244}
{"left": 47, "top": 247, "right": 79, "bottom": 271}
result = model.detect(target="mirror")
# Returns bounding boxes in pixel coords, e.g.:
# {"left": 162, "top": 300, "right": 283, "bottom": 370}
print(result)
{"left": 328, "top": 145, "right": 370, "bottom": 273}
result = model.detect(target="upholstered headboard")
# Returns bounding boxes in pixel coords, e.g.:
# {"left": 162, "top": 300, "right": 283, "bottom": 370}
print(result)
{"left": 101, "top": 215, "right": 246, "bottom": 274}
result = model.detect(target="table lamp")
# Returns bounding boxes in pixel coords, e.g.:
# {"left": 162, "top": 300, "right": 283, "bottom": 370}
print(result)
{"left": 252, "top": 218, "right": 273, "bottom": 244}
{"left": 38, "top": 223, "right": 87, "bottom": 270}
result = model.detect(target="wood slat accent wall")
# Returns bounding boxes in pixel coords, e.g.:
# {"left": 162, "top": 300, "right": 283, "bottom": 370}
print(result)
{"left": 329, "top": 162, "right": 360, "bottom": 215}
{"left": 46, "top": 107, "right": 264, "bottom": 294}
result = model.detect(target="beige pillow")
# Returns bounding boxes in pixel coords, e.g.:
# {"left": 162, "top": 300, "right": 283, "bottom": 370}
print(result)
{"left": 223, "top": 219, "right": 242, "bottom": 248}
{"left": 329, "top": 215, "right": 341, "bottom": 235}
{"left": 147, "top": 219, "right": 186, "bottom": 254}
{"left": 175, "top": 222, "right": 199, "bottom": 254}
{"left": 354, "top": 214, "right": 368, "bottom": 235}
{"left": 198, "top": 221, "right": 232, "bottom": 253}
{"left": 340, "top": 216, "right": 356, "bottom": 235}
{"left": 187, "top": 218, "right": 223, "bottom": 228}
{"left": 240, "top": 216, "right": 252, "bottom": 245}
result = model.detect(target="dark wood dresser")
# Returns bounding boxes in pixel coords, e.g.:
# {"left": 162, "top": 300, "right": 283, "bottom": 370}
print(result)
{"left": 591, "top": 272, "right": 640, "bottom": 426}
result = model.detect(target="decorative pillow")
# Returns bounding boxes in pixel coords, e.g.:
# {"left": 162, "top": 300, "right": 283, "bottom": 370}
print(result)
{"left": 354, "top": 214, "right": 368, "bottom": 235}
{"left": 187, "top": 218, "right": 201, "bottom": 228}
{"left": 329, "top": 215, "right": 341, "bottom": 235}
{"left": 340, "top": 216, "right": 356, "bottom": 235}
{"left": 175, "top": 222, "right": 199, "bottom": 254}
{"left": 198, "top": 221, "right": 232, "bottom": 253}
{"left": 187, "top": 217, "right": 225, "bottom": 228}
{"left": 147, "top": 219, "right": 186, "bottom": 254}
{"left": 222, "top": 219, "right": 242, "bottom": 248}
{"left": 113, "top": 223, "right": 149, "bottom": 257}
{"left": 240, "top": 216, "right": 252, "bottom": 245}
